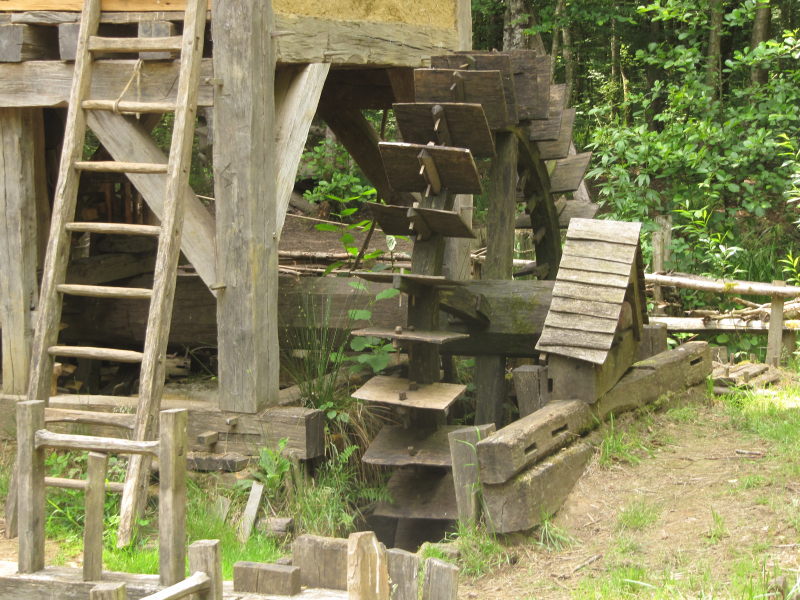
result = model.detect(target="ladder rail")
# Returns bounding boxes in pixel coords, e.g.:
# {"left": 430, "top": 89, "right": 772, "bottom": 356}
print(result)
{"left": 117, "top": 0, "right": 209, "bottom": 548}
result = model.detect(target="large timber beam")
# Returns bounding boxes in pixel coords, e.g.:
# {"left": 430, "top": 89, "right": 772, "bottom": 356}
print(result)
{"left": 86, "top": 110, "right": 218, "bottom": 291}
{"left": 212, "top": 0, "right": 277, "bottom": 413}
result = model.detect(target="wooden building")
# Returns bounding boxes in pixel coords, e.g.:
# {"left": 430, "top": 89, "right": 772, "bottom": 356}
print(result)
{"left": 0, "top": 0, "right": 472, "bottom": 415}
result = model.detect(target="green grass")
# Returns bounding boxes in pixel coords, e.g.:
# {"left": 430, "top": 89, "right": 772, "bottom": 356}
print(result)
{"left": 445, "top": 520, "right": 510, "bottom": 577}
{"left": 706, "top": 509, "right": 728, "bottom": 544}
{"left": 598, "top": 415, "right": 653, "bottom": 467}
{"left": 536, "top": 513, "right": 576, "bottom": 551}
{"left": 617, "top": 498, "right": 661, "bottom": 531}
{"left": 664, "top": 405, "right": 700, "bottom": 423}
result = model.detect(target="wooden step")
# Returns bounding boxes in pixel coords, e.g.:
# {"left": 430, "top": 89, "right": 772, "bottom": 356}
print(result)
{"left": 82, "top": 99, "right": 176, "bottom": 113}
{"left": 363, "top": 425, "right": 467, "bottom": 467}
{"left": 74, "top": 161, "right": 168, "bottom": 174}
{"left": 352, "top": 376, "right": 466, "bottom": 411}
{"left": 366, "top": 203, "right": 475, "bottom": 239}
{"left": 352, "top": 327, "right": 468, "bottom": 345}
{"left": 379, "top": 142, "right": 482, "bottom": 195}
{"left": 373, "top": 467, "right": 457, "bottom": 521}
{"left": 66, "top": 222, "right": 161, "bottom": 236}
{"left": 48, "top": 345, "right": 144, "bottom": 363}
{"left": 88, "top": 35, "right": 182, "bottom": 54}
{"left": 393, "top": 102, "right": 495, "bottom": 158}
{"left": 57, "top": 283, "right": 153, "bottom": 300}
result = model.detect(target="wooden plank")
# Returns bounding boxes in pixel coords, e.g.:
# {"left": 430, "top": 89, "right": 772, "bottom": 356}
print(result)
{"left": 431, "top": 53, "right": 517, "bottom": 124}
{"left": 0, "top": 24, "right": 57, "bottom": 61}
{"left": 83, "top": 452, "right": 107, "bottom": 581}
{"left": 537, "top": 326, "right": 614, "bottom": 351}
{"left": 374, "top": 468, "right": 457, "bottom": 520}
{"left": 414, "top": 69, "right": 510, "bottom": 130}
{"left": 393, "top": 102, "right": 495, "bottom": 158}
{"left": 483, "top": 442, "right": 592, "bottom": 534}
{"left": 366, "top": 202, "right": 412, "bottom": 236}
{"left": 536, "top": 107, "right": 575, "bottom": 161}
{"left": 89, "top": 582, "right": 128, "bottom": 600}
{"left": 556, "top": 267, "right": 630, "bottom": 289}
{"left": 421, "top": 558, "right": 458, "bottom": 600}
{"left": 0, "top": 109, "right": 42, "bottom": 395}
{"left": 157, "top": 409, "right": 187, "bottom": 586}
{"left": 352, "top": 377, "right": 466, "bottom": 411}
{"left": 552, "top": 281, "right": 627, "bottom": 304}
{"left": 557, "top": 254, "right": 632, "bottom": 276}
{"left": 17, "top": 401, "right": 45, "bottom": 573}
{"left": 238, "top": 481, "right": 264, "bottom": 542}
{"left": 512, "top": 364, "right": 549, "bottom": 417}
{"left": 448, "top": 424, "right": 495, "bottom": 522}
{"left": 412, "top": 207, "right": 476, "bottom": 238}
{"left": 509, "top": 51, "right": 550, "bottom": 120}
{"left": 275, "top": 63, "right": 329, "bottom": 232}
{"left": 233, "top": 561, "right": 300, "bottom": 596}
{"left": 352, "top": 327, "right": 468, "bottom": 345}
{"left": 562, "top": 237, "right": 636, "bottom": 264}
{"left": 35, "top": 430, "right": 159, "bottom": 455}
{"left": 558, "top": 200, "right": 599, "bottom": 227}
{"left": 293, "top": 534, "right": 348, "bottom": 590}
{"left": 548, "top": 296, "right": 620, "bottom": 320}
{"left": 188, "top": 540, "right": 222, "bottom": 600}
{"left": 528, "top": 111, "right": 562, "bottom": 141}
{"left": 544, "top": 310, "right": 619, "bottom": 334}
{"left": 363, "top": 425, "right": 467, "bottom": 467}
{"left": 567, "top": 218, "right": 641, "bottom": 246}
{"left": 137, "top": 20, "right": 176, "bottom": 60}
{"left": 549, "top": 152, "right": 592, "bottom": 194}
{"left": 379, "top": 142, "right": 481, "bottom": 195}
{"left": 347, "top": 531, "right": 390, "bottom": 600}
{"left": 387, "top": 549, "right": 419, "bottom": 600}
{"left": 212, "top": 0, "right": 277, "bottom": 414}
{"left": 649, "top": 316, "right": 800, "bottom": 332}
{"left": 86, "top": 111, "right": 216, "bottom": 290}
{"left": 476, "top": 400, "right": 592, "bottom": 485}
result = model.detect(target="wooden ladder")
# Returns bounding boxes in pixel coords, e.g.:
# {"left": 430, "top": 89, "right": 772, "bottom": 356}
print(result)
{"left": 6, "top": 0, "right": 207, "bottom": 547}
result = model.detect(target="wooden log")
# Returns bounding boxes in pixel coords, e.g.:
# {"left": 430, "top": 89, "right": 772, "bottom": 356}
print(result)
{"left": 474, "top": 355, "right": 506, "bottom": 426}
{"left": 421, "top": 558, "right": 458, "bottom": 600}
{"left": 188, "top": 540, "right": 222, "bottom": 600}
{"left": 512, "top": 365, "right": 550, "bottom": 417}
{"left": 137, "top": 20, "right": 176, "bottom": 60}
{"left": 212, "top": 0, "right": 278, "bottom": 413}
{"left": 89, "top": 582, "right": 128, "bottom": 600}
{"left": 45, "top": 476, "right": 124, "bottom": 494}
{"left": 158, "top": 409, "right": 188, "bottom": 587}
{"left": 0, "top": 24, "right": 57, "bottom": 62}
{"left": 767, "top": 280, "right": 785, "bottom": 367}
{"left": 645, "top": 273, "right": 800, "bottom": 298}
{"left": 83, "top": 452, "right": 108, "bottom": 581}
{"left": 57, "top": 22, "right": 80, "bottom": 60}
{"left": 649, "top": 316, "right": 800, "bottom": 332}
{"left": 17, "top": 400, "right": 45, "bottom": 573}
{"left": 476, "top": 400, "right": 591, "bottom": 485}
{"left": 347, "top": 531, "right": 390, "bottom": 600}
{"left": 292, "top": 534, "right": 348, "bottom": 590}
{"left": 0, "top": 108, "right": 43, "bottom": 397}
{"left": 484, "top": 442, "right": 592, "bottom": 534}
{"left": 387, "top": 549, "right": 419, "bottom": 600}
{"left": 448, "top": 424, "right": 495, "bottom": 522}
{"left": 233, "top": 561, "right": 300, "bottom": 596}
{"left": 238, "top": 481, "right": 264, "bottom": 542}
{"left": 35, "top": 431, "right": 159, "bottom": 456}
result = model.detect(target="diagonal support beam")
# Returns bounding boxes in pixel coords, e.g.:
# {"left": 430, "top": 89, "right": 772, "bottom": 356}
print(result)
{"left": 274, "top": 63, "right": 330, "bottom": 234}
{"left": 87, "top": 110, "right": 217, "bottom": 293}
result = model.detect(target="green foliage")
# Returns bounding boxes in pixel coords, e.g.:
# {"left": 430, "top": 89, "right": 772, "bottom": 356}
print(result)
{"left": 302, "top": 139, "right": 376, "bottom": 206}
{"left": 536, "top": 512, "right": 576, "bottom": 551}
{"left": 444, "top": 520, "right": 510, "bottom": 577}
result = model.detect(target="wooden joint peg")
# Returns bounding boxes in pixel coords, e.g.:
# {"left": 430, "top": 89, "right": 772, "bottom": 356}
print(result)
{"left": 417, "top": 149, "right": 442, "bottom": 195}
{"left": 449, "top": 71, "right": 466, "bottom": 101}
{"left": 197, "top": 430, "right": 219, "bottom": 447}
{"left": 431, "top": 104, "right": 453, "bottom": 147}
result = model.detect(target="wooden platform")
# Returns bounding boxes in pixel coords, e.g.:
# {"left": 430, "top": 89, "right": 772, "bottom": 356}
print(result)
{"left": 379, "top": 142, "right": 482, "bottom": 195}
{"left": 393, "top": 102, "right": 495, "bottom": 158}
{"left": 373, "top": 467, "right": 457, "bottom": 520}
{"left": 351, "top": 376, "right": 466, "bottom": 411}
{"left": 363, "top": 425, "right": 466, "bottom": 467}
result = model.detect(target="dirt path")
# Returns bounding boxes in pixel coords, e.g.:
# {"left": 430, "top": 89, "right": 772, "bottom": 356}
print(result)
{"left": 460, "top": 397, "right": 800, "bottom": 598}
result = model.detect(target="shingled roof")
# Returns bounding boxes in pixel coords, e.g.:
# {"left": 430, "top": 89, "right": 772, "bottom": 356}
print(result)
{"left": 535, "top": 218, "right": 647, "bottom": 364}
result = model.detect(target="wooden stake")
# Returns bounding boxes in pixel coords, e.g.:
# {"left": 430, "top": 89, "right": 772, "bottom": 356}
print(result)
{"left": 189, "top": 539, "right": 222, "bottom": 600}
{"left": 767, "top": 280, "right": 785, "bottom": 367}
{"left": 159, "top": 409, "right": 188, "bottom": 587}
{"left": 448, "top": 424, "right": 496, "bottom": 522}
{"left": 347, "top": 531, "right": 390, "bottom": 600}
{"left": 17, "top": 400, "right": 45, "bottom": 573}
{"left": 83, "top": 452, "right": 108, "bottom": 581}
{"left": 90, "top": 582, "right": 128, "bottom": 600}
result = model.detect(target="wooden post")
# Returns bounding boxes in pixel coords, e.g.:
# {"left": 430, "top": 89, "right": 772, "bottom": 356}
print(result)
{"left": 512, "top": 364, "right": 550, "bottom": 417}
{"left": 448, "top": 424, "right": 496, "bottom": 522}
{"left": 421, "top": 558, "right": 458, "bottom": 600}
{"left": 189, "top": 540, "right": 222, "bottom": 600}
{"left": 213, "top": 0, "right": 278, "bottom": 413}
{"left": 347, "top": 531, "right": 390, "bottom": 600}
{"left": 159, "top": 409, "right": 188, "bottom": 586}
{"left": 89, "top": 582, "right": 128, "bottom": 600}
{"left": 17, "top": 400, "right": 45, "bottom": 573}
{"left": 766, "top": 280, "right": 785, "bottom": 367}
{"left": 474, "top": 132, "right": 518, "bottom": 425}
{"left": 0, "top": 108, "right": 45, "bottom": 397}
{"left": 651, "top": 214, "right": 671, "bottom": 315}
{"left": 387, "top": 549, "right": 419, "bottom": 600}
{"left": 83, "top": 452, "right": 108, "bottom": 581}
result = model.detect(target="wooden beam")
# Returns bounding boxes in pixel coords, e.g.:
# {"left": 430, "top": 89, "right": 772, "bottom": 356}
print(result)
{"left": 0, "top": 109, "right": 44, "bottom": 396}
{"left": 455, "top": 0, "right": 472, "bottom": 51}
{"left": 86, "top": 111, "right": 218, "bottom": 291}
{"left": 212, "top": 0, "right": 278, "bottom": 412}
{"left": 274, "top": 63, "right": 329, "bottom": 233}
{"left": 0, "top": 24, "right": 57, "bottom": 62}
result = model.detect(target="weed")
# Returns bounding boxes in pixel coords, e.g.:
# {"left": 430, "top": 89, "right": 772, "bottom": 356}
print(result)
{"left": 737, "top": 474, "right": 766, "bottom": 490}
{"left": 598, "top": 415, "right": 651, "bottom": 467}
{"left": 612, "top": 534, "right": 641, "bottom": 557}
{"left": 445, "top": 520, "right": 510, "bottom": 578}
{"left": 536, "top": 513, "right": 575, "bottom": 551}
{"left": 707, "top": 508, "right": 728, "bottom": 543}
{"left": 665, "top": 405, "right": 699, "bottom": 423}
{"left": 617, "top": 498, "right": 660, "bottom": 531}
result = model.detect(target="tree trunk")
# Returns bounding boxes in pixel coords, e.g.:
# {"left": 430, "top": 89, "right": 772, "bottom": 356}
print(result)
{"left": 562, "top": 26, "right": 575, "bottom": 107}
{"left": 611, "top": 20, "right": 620, "bottom": 117}
{"left": 549, "top": 0, "right": 565, "bottom": 81}
{"left": 503, "top": 0, "right": 546, "bottom": 54}
{"left": 750, "top": 0, "right": 771, "bottom": 85}
{"left": 705, "top": 0, "right": 723, "bottom": 99}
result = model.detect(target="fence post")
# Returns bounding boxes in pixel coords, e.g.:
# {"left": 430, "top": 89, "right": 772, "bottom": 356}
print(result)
{"left": 17, "top": 400, "right": 45, "bottom": 573}
{"left": 84, "top": 451, "right": 109, "bottom": 581}
{"left": 766, "top": 280, "right": 785, "bottom": 367}
{"left": 89, "top": 582, "right": 128, "bottom": 600}
{"left": 189, "top": 540, "right": 222, "bottom": 600}
{"left": 159, "top": 408, "right": 188, "bottom": 586}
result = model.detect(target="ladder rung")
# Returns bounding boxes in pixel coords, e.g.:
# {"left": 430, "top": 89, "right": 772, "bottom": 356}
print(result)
{"left": 88, "top": 35, "right": 183, "bottom": 54}
{"left": 75, "top": 161, "right": 168, "bottom": 174}
{"left": 57, "top": 284, "right": 153, "bottom": 300}
{"left": 66, "top": 222, "right": 161, "bottom": 236}
{"left": 82, "top": 99, "right": 177, "bottom": 114}
{"left": 46, "top": 476, "right": 125, "bottom": 493}
{"left": 35, "top": 429, "right": 159, "bottom": 456}
{"left": 48, "top": 345, "right": 144, "bottom": 363}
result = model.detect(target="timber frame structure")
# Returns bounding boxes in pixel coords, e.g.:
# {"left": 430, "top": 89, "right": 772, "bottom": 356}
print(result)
{"left": 0, "top": 0, "right": 472, "bottom": 414}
